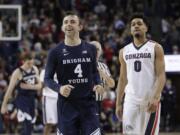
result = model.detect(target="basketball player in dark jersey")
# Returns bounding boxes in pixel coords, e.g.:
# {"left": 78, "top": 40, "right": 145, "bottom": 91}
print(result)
{"left": 44, "top": 12, "right": 104, "bottom": 135}
{"left": 1, "top": 53, "right": 42, "bottom": 135}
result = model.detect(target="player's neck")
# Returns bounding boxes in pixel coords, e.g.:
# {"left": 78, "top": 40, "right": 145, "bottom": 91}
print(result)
{"left": 21, "top": 63, "right": 32, "bottom": 70}
{"left": 64, "top": 36, "right": 81, "bottom": 46}
{"left": 133, "top": 37, "right": 148, "bottom": 47}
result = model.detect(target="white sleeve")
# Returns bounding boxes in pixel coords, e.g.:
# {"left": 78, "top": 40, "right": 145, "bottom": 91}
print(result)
{"left": 40, "top": 69, "right": 45, "bottom": 82}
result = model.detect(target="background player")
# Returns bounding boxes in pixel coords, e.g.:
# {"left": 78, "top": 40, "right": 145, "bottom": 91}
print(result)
{"left": 40, "top": 68, "right": 58, "bottom": 135}
{"left": 1, "top": 52, "right": 42, "bottom": 135}
{"left": 44, "top": 12, "right": 104, "bottom": 135}
{"left": 116, "top": 14, "right": 166, "bottom": 134}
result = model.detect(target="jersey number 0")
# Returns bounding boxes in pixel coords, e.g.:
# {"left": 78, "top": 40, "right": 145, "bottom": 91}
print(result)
{"left": 134, "top": 60, "right": 141, "bottom": 72}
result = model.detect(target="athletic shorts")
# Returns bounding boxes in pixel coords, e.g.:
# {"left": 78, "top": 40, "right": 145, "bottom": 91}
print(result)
{"left": 57, "top": 97, "right": 101, "bottom": 135}
{"left": 123, "top": 100, "right": 161, "bottom": 135}
{"left": 42, "top": 96, "right": 58, "bottom": 124}
{"left": 15, "top": 95, "right": 36, "bottom": 123}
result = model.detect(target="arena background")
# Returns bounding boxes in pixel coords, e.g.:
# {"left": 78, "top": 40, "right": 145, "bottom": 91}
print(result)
{"left": 0, "top": 0, "right": 180, "bottom": 134}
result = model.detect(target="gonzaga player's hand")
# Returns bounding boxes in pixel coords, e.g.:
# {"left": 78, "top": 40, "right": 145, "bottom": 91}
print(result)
{"left": 116, "top": 105, "right": 123, "bottom": 121}
{"left": 147, "top": 97, "right": 160, "bottom": 113}
{"left": 60, "top": 85, "right": 74, "bottom": 97}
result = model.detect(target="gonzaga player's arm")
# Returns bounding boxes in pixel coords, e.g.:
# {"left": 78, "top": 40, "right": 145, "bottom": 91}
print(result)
{"left": 147, "top": 43, "right": 166, "bottom": 112}
{"left": 1, "top": 69, "right": 21, "bottom": 114}
{"left": 116, "top": 48, "right": 127, "bottom": 120}
{"left": 20, "top": 66, "right": 42, "bottom": 90}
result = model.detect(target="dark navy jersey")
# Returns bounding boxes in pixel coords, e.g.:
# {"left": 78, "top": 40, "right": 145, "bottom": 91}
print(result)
{"left": 16, "top": 67, "right": 37, "bottom": 96}
{"left": 44, "top": 41, "right": 101, "bottom": 100}
{"left": 15, "top": 67, "right": 37, "bottom": 122}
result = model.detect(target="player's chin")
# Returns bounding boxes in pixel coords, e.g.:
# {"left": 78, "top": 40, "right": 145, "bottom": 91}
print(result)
{"left": 28, "top": 63, "right": 33, "bottom": 68}
{"left": 134, "top": 32, "right": 141, "bottom": 38}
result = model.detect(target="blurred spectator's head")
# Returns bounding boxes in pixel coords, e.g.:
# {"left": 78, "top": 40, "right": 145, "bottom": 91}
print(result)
{"left": 166, "top": 79, "right": 172, "bottom": 88}
{"left": 172, "top": 45, "right": 179, "bottom": 54}
{"left": 0, "top": 72, "right": 4, "bottom": 80}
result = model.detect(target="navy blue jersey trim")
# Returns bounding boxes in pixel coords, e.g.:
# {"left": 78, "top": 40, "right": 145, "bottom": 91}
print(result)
{"left": 133, "top": 40, "right": 149, "bottom": 50}
{"left": 145, "top": 112, "right": 156, "bottom": 135}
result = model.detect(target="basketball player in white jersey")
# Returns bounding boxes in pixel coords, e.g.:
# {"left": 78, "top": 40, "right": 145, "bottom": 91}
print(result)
{"left": 116, "top": 14, "right": 166, "bottom": 135}
{"left": 40, "top": 69, "right": 58, "bottom": 135}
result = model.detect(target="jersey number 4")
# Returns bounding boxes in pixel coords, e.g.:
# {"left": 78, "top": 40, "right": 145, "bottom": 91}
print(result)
{"left": 134, "top": 60, "right": 141, "bottom": 72}
{"left": 74, "top": 64, "right": 83, "bottom": 77}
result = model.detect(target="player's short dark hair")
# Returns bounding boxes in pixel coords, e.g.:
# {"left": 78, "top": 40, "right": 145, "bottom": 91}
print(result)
{"left": 129, "top": 13, "right": 149, "bottom": 28}
{"left": 64, "top": 11, "right": 82, "bottom": 25}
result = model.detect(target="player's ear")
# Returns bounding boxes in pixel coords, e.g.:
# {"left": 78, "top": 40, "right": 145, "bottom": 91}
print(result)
{"left": 145, "top": 24, "right": 148, "bottom": 33}
{"left": 79, "top": 24, "right": 83, "bottom": 31}
{"left": 61, "top": 25, "right": 65, "bottom": 33}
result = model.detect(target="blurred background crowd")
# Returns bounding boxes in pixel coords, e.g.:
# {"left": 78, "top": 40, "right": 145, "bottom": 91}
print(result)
{"left": 0, "top": 0, "right": 180, "bottom": 134}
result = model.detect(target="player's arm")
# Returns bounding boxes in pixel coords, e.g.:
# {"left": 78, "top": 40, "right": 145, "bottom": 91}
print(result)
{"left": 104, "top": 75, "right": 115, "bottom": 88}
{"left": 98, "top": 66, "right": 115, "bottom": 88}
{"left": 39, "top": 70, "right": 45, "bottom": 91}
{"left": 116, "top": 49, "right": 127, "bottom": 106}
{"left": 147, "top": 43, "right": 166, "bottom": 113}
{"left": 20, "top": 66, "right": 42, "bottom": 90}
{"left": 33, "top": 66, "right": 42, "bottom": 90}
{"left": 44, "top": 49, "right": 61, "bottom": 92}
{"left": 92, "top": 46, "right": 104, "bottom": 94}
{"left": 1, "top": 69, "right": 20, "bottom": 114}
{"left": 153, "top": 43, "right": 166, "bottom": 100}
{"left": 116, "top": 49, "right": 127, "bottom": 120}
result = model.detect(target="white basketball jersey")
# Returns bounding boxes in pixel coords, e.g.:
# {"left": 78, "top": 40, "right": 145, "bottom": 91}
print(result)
{"left": 123, "top": 40, "right": 156, "bottom": 104}
{"left": 40, "top": 69, "right": 58, "bottom": 98}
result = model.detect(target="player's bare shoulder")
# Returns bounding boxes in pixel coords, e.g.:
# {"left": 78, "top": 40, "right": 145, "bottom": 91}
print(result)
{"left": 33, "top": 65, "right": 39, "bottom": 74}
{"left": 154, "top": 42, "right": 164, "bottom": 56}
{"left": 9, "top": 68, "right": 22, "bottom": 81}
{"left": 119, "top": 48, "right": 125, "bottom": 63}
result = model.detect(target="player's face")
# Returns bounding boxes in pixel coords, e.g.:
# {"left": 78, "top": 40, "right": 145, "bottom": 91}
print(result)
{"left": 26, "top": 59, "right": 34, "bottom": 68}
{"left": 90, "top": 41, "right": 102, "bottom": 59}
{"left": 130, "top": 18, "right": 147, "bottom": 38}
{"left": 62, "top": 15, "right": 82, "bottom": 37}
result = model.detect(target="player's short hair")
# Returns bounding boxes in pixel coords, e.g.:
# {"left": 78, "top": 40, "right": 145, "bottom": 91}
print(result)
{"left": 20, "top": 52, "right": 34, "bottom": 61}
{"left": 64, "top": 11, "right": 82, "bottom": 25}
{"left": 130, "top": 13, "right": 149, "bottom": 28}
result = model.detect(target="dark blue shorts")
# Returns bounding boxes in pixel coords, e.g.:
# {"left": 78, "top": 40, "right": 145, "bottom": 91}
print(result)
{"left": 15, "top": 95, "right": 36, "bottom": 123}
{"left": 57, "top": 97, "right": 101, "bottom": 135}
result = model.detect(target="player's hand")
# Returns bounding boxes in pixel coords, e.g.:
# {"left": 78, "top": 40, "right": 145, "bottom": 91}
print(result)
{"left": 10, "top": 109, "right": 17, "bottom": 120}
{"left": 93, "top": 84, "right": 104, "bottom": 95}
{"left": 20, "top": 83, "right": 34, "bottom": 89}
{"left": 98, "top": 68, "right": 107, "bottom": 79}
{"left": 60, "top": 85, "right": 74, "bottom": 97}
{"left": 116, "top": 105, "right": 123, "bottom": 121}
{"left": 147, "top": 98, "right": 159, "bottom": 113}
{"left": 1, "top": 104, "right": 8, "bottom": 114}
